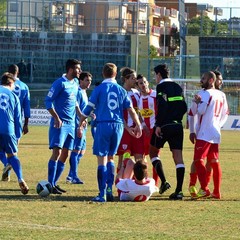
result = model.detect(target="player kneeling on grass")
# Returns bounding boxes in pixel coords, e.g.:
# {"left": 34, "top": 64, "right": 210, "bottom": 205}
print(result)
{"left": 116, "top": 158, "right": 158, "bottom": 202}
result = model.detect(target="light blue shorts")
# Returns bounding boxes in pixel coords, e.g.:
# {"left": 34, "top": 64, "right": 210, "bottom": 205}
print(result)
{"left": 73, "top": 127, "right": 87, "bottom": 151}
{"left": 93, "top": 122, "right": 124, "bottom": 157}
{"left": 0, "top": 134, "right": 18, "bottom": 154}
{"left": 49, "top": 121, "right": 75, "bottom": 150}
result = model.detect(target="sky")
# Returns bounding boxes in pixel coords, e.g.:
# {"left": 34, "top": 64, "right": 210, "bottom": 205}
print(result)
{"left": 185, "top": 0, "right": 240, "bottom": 19}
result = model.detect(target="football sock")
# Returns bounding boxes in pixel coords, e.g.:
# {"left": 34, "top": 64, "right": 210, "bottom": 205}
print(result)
{"left": 54, "top": 161, "right": 65, "bottom": 185}
{"left": 151, "top": 157, "right": 166, "bottom": 184}
{"left": 77, "top": 153, "right": 83, "bottom": 164}
{"left": 176, "top": 164, "right": 185, "bottom": 193}
{"left": 189, "top": 172, "right": 198, "bottom": 186}
{"left": 106, "top": 161, "right": 115, "bottom": 193}
{"left": 195, "top": 159, "right": 207, "bottom": 190}
{"left": 48, "top": 160, "right": 57, "bottom": 187}
{"left": 8, "top": 155, "right": 23, "bottom": 181}
{"left": 152, "top": 167, "right": 159, "bottom": 186}
{"left": 0, "top": 151, "right": 8, "bottom": 166}
{"left": 69, "top": 152, "right": 78, "bottom": 179}
{"left": 206, "top": 170, "right": 212, "bottom": 186}
{"left": 97, "top": 165, "right": 107, "bottom": 198}
{"left": 211, "top": 162, "right": 222, "bottom": 195}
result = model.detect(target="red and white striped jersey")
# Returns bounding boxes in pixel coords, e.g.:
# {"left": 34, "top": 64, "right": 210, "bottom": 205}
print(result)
{"left": 124, "top": 88, "right": 140, "bottom": 127}
{"left": 138, "top": 89, "right": 157, "bottom": 129}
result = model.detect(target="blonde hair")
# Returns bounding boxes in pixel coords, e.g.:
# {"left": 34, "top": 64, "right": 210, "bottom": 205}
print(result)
{"left": 102, "top": 63, "right": 117, "bottom": 78}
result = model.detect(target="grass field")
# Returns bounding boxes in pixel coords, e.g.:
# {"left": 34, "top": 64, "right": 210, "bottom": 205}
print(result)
{"left": 0, "top": 126, "right": 239, "bottom": 240}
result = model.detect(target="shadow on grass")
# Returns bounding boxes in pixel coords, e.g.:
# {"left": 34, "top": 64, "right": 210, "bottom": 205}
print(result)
{"left": 0, "top": 188, "right": 239, "bottom": 202}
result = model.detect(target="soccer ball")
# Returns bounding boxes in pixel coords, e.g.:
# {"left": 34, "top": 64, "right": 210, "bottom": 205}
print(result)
{"left": 36, "top": 180, "right": 52, "bottom": 197}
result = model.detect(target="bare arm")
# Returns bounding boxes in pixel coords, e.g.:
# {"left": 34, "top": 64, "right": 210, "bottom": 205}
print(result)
{"left": 47, "top": 108, "right": 62, "bottom": 128}
{"left": 127, "top": 107, "right": 142, "bottom": 138}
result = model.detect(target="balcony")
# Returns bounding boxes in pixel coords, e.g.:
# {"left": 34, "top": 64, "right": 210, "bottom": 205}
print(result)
{"left": 66, "top": 14, "right": 84, "bottom": 26}
{"left": 152, "top": 5, "right": 161, "bottom": 16}
{"left": 127, "top": 1, "right": 147, "bottom": 12}
{"left": 127, "top": 22, "right": 146, "bottom": 34}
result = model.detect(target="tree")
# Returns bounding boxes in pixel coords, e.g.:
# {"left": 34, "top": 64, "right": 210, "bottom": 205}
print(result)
{"left": 149, "top": 45, "right": 158, "bottom": 58}
{"left": 31, "top": 5, "right": 54, "bottom": 31}
{"left": 0, "top": 0, "right": 7, "bottom": 27}
{"left": 187, "top": 15, "right": 229, "bottom": 36}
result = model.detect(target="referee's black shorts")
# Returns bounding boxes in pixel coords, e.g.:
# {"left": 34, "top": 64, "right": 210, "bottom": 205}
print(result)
{"left": 150, "top": 123, "right": 184, "bottom": 150}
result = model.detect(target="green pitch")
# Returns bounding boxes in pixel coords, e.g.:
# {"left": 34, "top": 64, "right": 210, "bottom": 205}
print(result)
{"left": 0, "top": 126, "right": 239, "bottom": 239}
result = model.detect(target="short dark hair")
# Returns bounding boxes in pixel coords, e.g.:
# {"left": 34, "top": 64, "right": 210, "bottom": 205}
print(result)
{"left": 79, "top": 71, "right": 92, "bottom": 81}
{"left": 154, "top": 64, "right": 170, "bottom": 79}
{"left": 133, "top": 160, "right": 148, "bottom": 181}
{"left": 213, "top": 70, "right": 222, "bottom": 78}
{"left": 8, "top": 64, "right": 18, "bottom": 75}
{"left": 137, "top": 74, "right": 144, "bottom": 80}
{"left": 1, "top": 72, "right": 15, "bottom": 85}
{"left": 65, "top": 59, "right": 81, "bottom": 73}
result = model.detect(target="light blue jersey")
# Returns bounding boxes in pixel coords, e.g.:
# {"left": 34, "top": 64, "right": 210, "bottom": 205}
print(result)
{"left": 0, "top": 86, "right": 22, "bottom": 138}
{"left": 45, "top": 76, "right": 78, "bottom": 124}
{"left": 83, "top": 79, "right": 131, "bottom": 123}
{"left": 45, "top": 76, "right": 78, "bottom": 149}
{"left": 0, "top": 86, "right": 22, "bottom": 154}
{"left": 76, "top": 87, "right": 88, "bottom": 125}
{"left": 73, "top": 87, "right": 88, "bottom": 150}
{"left": 13, "top": 78, "right": 30, "bottom": 119}
{"left": 82, "top": 78, "right": 132, "bottom": 156}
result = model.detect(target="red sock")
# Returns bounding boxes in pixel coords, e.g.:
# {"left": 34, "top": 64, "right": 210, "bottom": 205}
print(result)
{"left": 189, "top": 172, "right": 198, "bottom": 187}
{"left": 206, "top": 170, "right": 212, "bottom": 186}
{"left": 152, "top": 167, "right": 159, "bottom": 186}
{"left": 211, "top": 162, "right": 222, "bottom": 196}
{"left": 195, "top": 160, "right": 207, "bottom": 190}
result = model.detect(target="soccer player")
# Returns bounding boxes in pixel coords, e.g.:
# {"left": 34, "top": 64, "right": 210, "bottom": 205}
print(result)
{"left": 0, "top": 72, "right": 29, "bottom": 194}
{"left": 116, "top": 158, "right": 158, "bottom": 201}
{"left": 188, "top": 70, "right": 225, "bottom": 198}
{"left": 191, "top": 71, "right": 229, "bottom": 199}
{"left": 149, "top": 64, "right": 187, "bottom": 200}
{"left": 90, "top": 81, "right": 101, "bottom": 139}
{"left": 1, "top": 64, "right": 31, "bottom": 181}
{"left": 78, "top": 63, "right": 142, "bottom": 202}
{"left": 45, "top": 59, "right": 81, "bottom": 194}
{"left": 137, "top": 74, "right": 159, "bottom": 186}
{"left": 116, "top": 67, "right": 144, "bottom": 172}
{"left": 66, "top": 71, "right": 92, "bottom": 184}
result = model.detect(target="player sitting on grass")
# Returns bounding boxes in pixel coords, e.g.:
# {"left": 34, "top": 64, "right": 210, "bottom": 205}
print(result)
{"left": 115, "top": 154, "right": 158, "bottom": 202}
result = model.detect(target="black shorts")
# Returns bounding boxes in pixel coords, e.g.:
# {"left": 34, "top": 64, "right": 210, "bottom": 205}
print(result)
{"left": 150, "top": 123, "right": 184, "bottom": 150}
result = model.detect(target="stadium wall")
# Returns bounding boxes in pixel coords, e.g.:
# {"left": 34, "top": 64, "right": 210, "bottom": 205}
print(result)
{"left": 29, "top": 108, "right": 240, "bottom": 130}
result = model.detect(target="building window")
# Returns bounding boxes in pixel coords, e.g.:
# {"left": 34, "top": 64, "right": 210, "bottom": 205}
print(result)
{"left": 10, "top": 3, "right": 18, "bottom": 13}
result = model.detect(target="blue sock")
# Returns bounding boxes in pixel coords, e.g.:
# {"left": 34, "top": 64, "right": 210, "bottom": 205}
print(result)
{"left": 97, "top": 165, "right": 107, "bottom": 198}
{"left": 54, "top": 161, "right": 65, "bottom": 186}
{"left": 106, "top": 161, "right": 115, "bottom": 193}
{"left": 69, "top": 152, "right": 78, "bottom": 179}
{"left": 77, "top": 152, "right": 83, "bottom": 164}
{"left": 48, "top": 160, "right": 57, "bottom": 187}
{"left": 0, "top": 151, "right": 8, "bottom": 166}
{"left": 8, "top": 155, "right": 23, "bottom": 181}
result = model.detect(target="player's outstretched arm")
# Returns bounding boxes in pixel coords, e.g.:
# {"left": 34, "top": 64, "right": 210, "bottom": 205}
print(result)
{"left": 127, "top": 107, "right": 142, "bottom": 138}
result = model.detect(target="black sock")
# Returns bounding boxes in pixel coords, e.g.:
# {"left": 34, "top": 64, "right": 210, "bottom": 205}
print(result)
{"left": 176, "top": 167, "right": 185, "bottom": 193}
{"left": 152, "top": 159, "right": 166, "bottom": 184}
